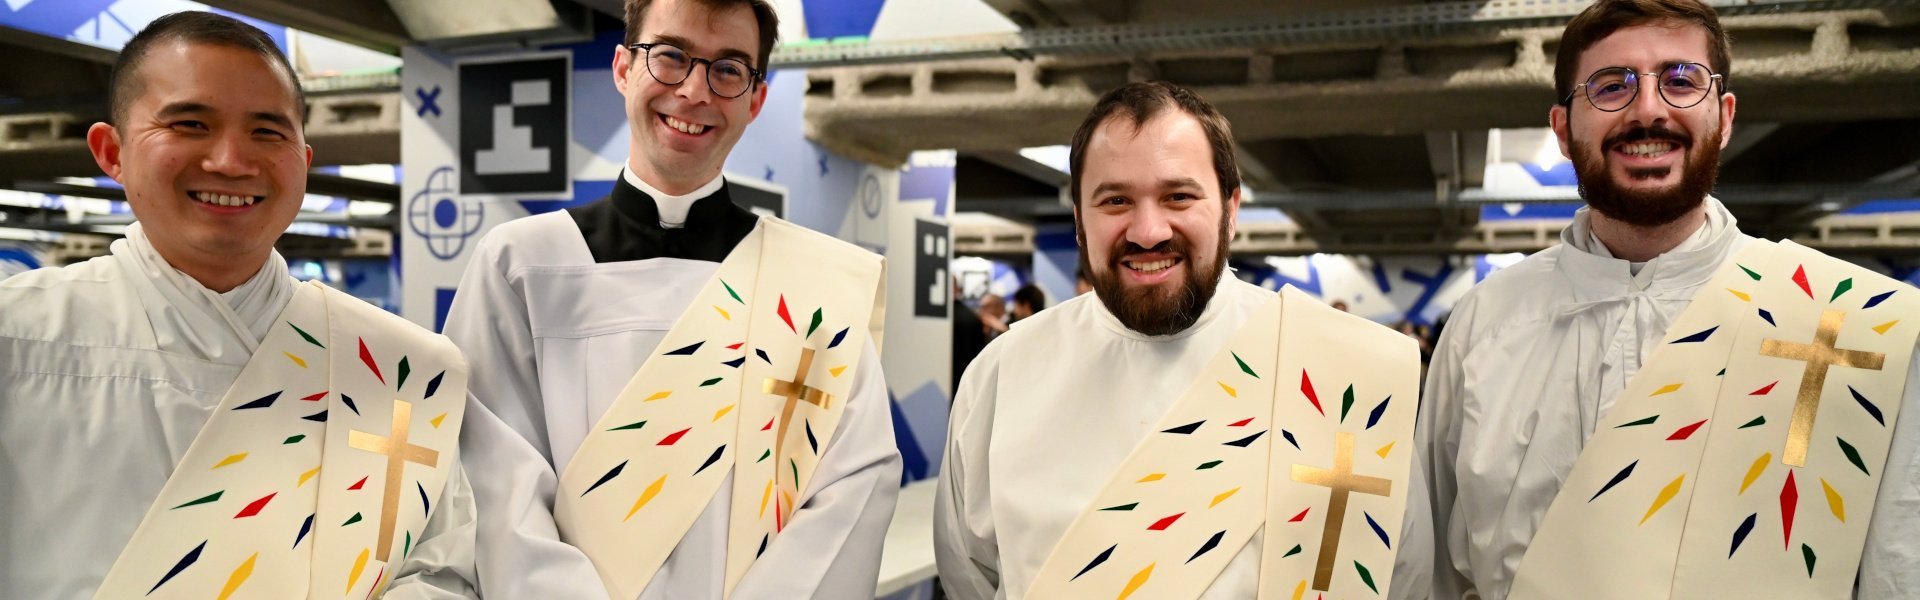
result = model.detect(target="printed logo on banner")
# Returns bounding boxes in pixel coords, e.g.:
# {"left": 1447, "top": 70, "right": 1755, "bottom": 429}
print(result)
{"left": 458, "top": 54, "right": 570, "bottom": 197}
{"left": 407, "top": 166, "right": 486, "bottom": 260}
{"left": 914, "top": 218, "right": 949, "bottom": 318}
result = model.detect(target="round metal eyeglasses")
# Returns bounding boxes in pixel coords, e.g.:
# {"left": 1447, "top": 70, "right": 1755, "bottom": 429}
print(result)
{"left": 1566, "top": 62, "right": 1724, "bottom": 112}
{"left": 627, "top": 42, "right": 763, "bottom": 99}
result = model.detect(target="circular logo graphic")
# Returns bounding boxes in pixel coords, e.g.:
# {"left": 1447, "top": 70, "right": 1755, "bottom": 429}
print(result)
{"left": 858, "top": 172, "right": 883, "bottom": 219}
{"left": 406, "top": 166, "right": 486, "bottom": 260}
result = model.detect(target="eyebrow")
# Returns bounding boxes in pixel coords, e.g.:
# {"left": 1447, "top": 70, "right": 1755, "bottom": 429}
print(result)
{"left": 1599, "top": 60, "right": 1700, "bottom": 74}
{"left": 154, "top": 101, "right": 213, "bottom": 120}
{"left": 650, "top": 34, "right": 756, "bottom": 67}
{"left": 1088, "top": 177, "right": 1206, "bottom": 199}
{"left": 153, "top": 101, "right": 297, "bottom": 131}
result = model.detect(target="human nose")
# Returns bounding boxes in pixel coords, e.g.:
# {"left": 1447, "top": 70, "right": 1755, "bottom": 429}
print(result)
{"left": 1620, "top": 72, "right": 1669, "bottom": 127}
{"left": 676, "top": 60, "right": 716, "bottom": 104}
{"left": 201, "top": 130, "right": 260, "bottom": 178}
{"left": 1125, "top": 203, "right": 1174, "bottom": 249}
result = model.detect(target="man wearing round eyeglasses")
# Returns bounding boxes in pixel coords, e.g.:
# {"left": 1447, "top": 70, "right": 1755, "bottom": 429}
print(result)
{"left": 1418, "top": 1, "right": 1920, "bottom": 599}
{"left": 446, "top": 0, "right": 901, "bottom": 598}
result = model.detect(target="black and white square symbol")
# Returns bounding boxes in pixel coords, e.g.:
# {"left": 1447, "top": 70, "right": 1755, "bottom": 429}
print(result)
{"left": 458, "top": 55, "right": 570, "bottom": 196}
{"left": 914, "top": 218, "right": 949, "bottom": 318}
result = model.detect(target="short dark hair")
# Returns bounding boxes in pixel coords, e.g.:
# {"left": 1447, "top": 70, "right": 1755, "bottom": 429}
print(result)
{"left": 625, "top": 0, "right": 780, "bottom": 78}
{"left": 1013, "top": 284, "right": 1047, "bottom": 312}
{"left": 1068, "top": 81, "right": 1240, "bottom": 206}
{"left": 108, "top": 11, "right": 306, "bottom": 128}
{"left": 1554, "top": 0, "right": 1731, "bottom": 106}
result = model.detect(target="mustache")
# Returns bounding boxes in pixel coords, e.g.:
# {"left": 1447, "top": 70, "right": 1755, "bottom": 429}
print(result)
{"left": 1605, "top": 124, "right": 1691, "bottom": 150}
{"left": 1112, "top": 238, "right": 1191, "bottom": 261}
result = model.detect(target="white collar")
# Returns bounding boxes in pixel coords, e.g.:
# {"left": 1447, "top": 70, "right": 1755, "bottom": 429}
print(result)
{"left": 622, "top": 167, "right": 726, "bottom": 229}
{"left": 1578, "top": 200, "right": 1722, "bottom": 276}
{"left": 113, "top": 221, "right": 295, "bottom": 357}
{"left": 1556, "top": 196, "right": 1741, "bottom": 294}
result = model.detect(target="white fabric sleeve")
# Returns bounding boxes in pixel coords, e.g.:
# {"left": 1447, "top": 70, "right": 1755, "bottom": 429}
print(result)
{"left": 1856, "top": 344, "right": 1920, "bottom": 600}
{"left": 1389, "top": 438, "right": 1437, "bottom": 600}
{"left": 935, "top": 342, "right": 1003, "bottom": 600}
{"left": 730, "top": 341, "right": 903, "bottom": 598}
{"left": 385, "top": 463, "right": 480, "bottom": 598}
{"left": 444, "top": 237, "right": 609, "bottom": 597}
{"left": 1420, "top": 307, "right": 1476, "bottom": 600}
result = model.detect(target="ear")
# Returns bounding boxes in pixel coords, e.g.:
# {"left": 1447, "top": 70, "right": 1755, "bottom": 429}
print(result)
{"left": 1071, "top": 199, "right": 1089, "bottom": 249}
{"left": 746, "top": 76, "right": 769, "bottom": 120}
{"left": 1549, "top": 103, "right": 1573, "bottom": 160}
{"left": 303, "top": 143, "right": 314, "bottom": 168}
{"left": 1225, "top": 184, "right": 1244, "bottom": 240}
{"left": 1716, "top": 91, "right": 1738, "bottom": 149}
{"left": 86, "top": 122, "right": 124, "bottom": 181}
{"left": 612, "top": 44, "right": 635, "bottom": 95}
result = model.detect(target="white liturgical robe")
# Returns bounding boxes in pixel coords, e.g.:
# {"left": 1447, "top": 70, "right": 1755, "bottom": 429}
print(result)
{"left": 935, "top": 275, "right": 1434, "bottom": 599}
{"left": 1419, "top": 198, "right": 1920, "bottom": 599}
{"left": 446, "top": 174, "right": 901, "bottom": 599}
{"left": 0, "top": 223, "right": 478, "bottom": 598}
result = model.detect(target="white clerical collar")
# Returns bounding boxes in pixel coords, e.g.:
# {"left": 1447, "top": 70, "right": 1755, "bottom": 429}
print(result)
{"left": 1557, "top": 196, "right": 1739, "bottom": 295}
{"left": 622, "top": 167, "right": 725, "bottom": 229}
{"left": 1582, "top": 202, "right": 1721, "bottom": 276}
{"left": 115, "top": 222, "right": 296, "bottom": 352}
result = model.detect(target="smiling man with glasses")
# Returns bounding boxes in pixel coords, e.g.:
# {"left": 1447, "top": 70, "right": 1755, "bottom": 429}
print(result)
{"left": 446, "top": 0, "right": 902, "bottom": 598}
{"left": 1416, "top": 1, "right": 1920, "bottom": 599}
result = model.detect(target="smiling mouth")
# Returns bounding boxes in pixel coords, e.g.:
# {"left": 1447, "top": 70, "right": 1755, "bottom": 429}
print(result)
{"left": 1616, "top": 141, "right": 1679, "bottom": 158}
{"left": 188, "top": 191, "right": 262, "bottom": 207}
{"left": 661, "top": 114, "right": 711, "bottom": 136}
{"left": 1123, "top": 257, "right": 1181, "bottom": 273}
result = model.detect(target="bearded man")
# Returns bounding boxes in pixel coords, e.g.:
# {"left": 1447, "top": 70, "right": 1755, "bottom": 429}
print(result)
{"left": 1418, "top": 1, "right": 1920, "bottom": 598}
{"left": 934, "top": 81, "right": 1433, "bottom": 600}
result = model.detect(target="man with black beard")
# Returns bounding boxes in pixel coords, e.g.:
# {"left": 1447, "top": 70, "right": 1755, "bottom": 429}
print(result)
{"left": 936, "top": 81, "right": 1432, "bottom": 600}
{"left": 1419, "top": 1, "right": 1920, "bottom": 599}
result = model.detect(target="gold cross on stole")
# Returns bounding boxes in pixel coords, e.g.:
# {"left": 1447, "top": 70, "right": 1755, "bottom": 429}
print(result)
{"left": 1292, "top": 431, "right": 1393, "bottom": 591}
{"left": 347, "top": 399, "right": 441, "bottom": 562}
{"left": 1760, "top": 309, "right": 1886, "bottom": 466}
{"left": 762, "top": 347, "right": 834, "bottom": 494}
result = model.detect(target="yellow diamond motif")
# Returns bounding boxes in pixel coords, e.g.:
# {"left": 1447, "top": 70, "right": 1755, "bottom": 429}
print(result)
{"left": 212, "top": 452, "right": 248, "bottom": 470}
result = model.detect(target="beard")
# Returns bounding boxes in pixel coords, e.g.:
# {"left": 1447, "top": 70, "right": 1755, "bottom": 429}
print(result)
{"left": 1077, "top": 212, "right": 1232, "bottom": 336}
{"left": 1571, "top": 120, "right": 1722, "bottom": 227}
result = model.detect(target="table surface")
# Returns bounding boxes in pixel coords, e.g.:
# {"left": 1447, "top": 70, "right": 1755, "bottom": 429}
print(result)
{"left": 876, "top": 479, "right": 939, "bottom": 596}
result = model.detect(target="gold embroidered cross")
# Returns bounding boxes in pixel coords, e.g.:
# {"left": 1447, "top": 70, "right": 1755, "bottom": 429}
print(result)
{"left": 1292, "top": 431, "right": 1393, "bottom": 591}
{"left": 762, "top": 347, "right": 833, "bottom": 492}
{"left": 1760, "top": 309, "right": 1886, "bottom": 466}
{"left": 348, "top": 399, "right": 440, "bottom": 562}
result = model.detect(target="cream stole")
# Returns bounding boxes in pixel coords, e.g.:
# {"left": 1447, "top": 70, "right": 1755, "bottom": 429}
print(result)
{"left": 555, "top": 217, "right": 887, "bottom": 600}
{"left": 1027, "top": 287, "right": 1422, "bottom": 600}
{"left": 95, "top": 281, "right": 470, "bottom": 598}
{"left": 1512, "top": 240, "right": 1919, "bottom": 599}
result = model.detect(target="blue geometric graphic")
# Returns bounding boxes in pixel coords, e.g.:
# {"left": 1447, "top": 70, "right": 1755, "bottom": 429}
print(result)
{"left": 406, "top": 166, "right": 485, "bottom": 260}
{"left": 802, "top": 0, "right": 887, "bottom": 40}
{"left": 1398, "top": 262, "right": 1455, "bottom": 326}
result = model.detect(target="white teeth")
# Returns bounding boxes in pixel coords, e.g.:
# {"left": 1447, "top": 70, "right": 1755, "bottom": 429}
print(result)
{"left": 192, "top": 192, "right": 258, "bottom": 207}
{"left": 665, "top": 116, "right": 707, "bottom": 135}
{"left": 1129, "top": 259, "right": 1174, "bottom": 273}
{"left": 1623, "top": 142, "right": 1673, "bottom": 157}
